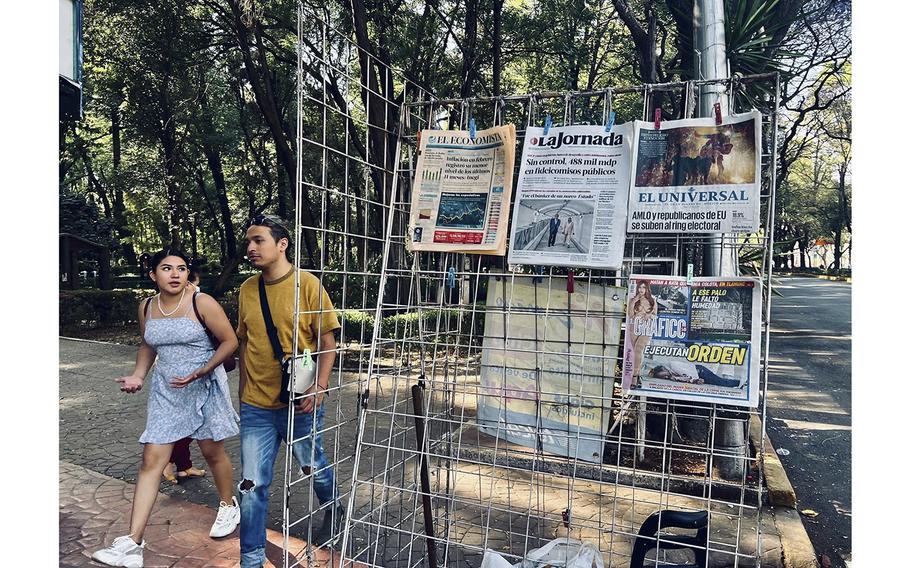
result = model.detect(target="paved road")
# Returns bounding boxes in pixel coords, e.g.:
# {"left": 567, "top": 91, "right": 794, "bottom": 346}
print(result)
{"left": 767, "top": 277, "right": 851, "bottom": 567}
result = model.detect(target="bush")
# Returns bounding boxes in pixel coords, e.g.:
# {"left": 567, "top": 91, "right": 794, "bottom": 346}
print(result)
{"left": 335, "top": 309, "right": 472, "bottom": 343}
{"left": 218, "top": 289, "right": 240, "bottom": 327}
{"left": 379, "top": 308, "right": 473, "bottom": 340}
{"left": 338, "top": 309, "right": 377, "bottom": 343}
{"left": 60, "top": 289, "right": 154, "bottom": 330}
{"left": 60, "top": 290, "right": 483, "bottom": 344}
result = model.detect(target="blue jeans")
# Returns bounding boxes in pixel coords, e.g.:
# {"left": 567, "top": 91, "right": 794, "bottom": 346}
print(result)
{"left": 238, "top": 402, "right": 336, "bottom": 568}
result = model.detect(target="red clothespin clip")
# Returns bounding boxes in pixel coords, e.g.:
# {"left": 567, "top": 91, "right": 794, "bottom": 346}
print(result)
{"left": 566, "top": 270, "right": 575, "bottom": 294}
{"left": 713, "top": 102, "right": 722, "bottom": 125}
{"left": 654, "top": 107, "right": 662, "bottom": 130}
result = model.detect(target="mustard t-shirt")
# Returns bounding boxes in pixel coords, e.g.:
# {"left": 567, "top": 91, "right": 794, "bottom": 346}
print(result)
{"left": 236, "top": 269, "right": 341, "bottom": 409}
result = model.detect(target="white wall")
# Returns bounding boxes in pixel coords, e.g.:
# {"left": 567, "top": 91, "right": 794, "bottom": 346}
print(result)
{"left": 60, "top": 0, "right": 75, "bottom": 79}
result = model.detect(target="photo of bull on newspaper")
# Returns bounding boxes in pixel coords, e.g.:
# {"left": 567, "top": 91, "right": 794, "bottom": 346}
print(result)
{"left": 634, "top": 119, "right": 756, "bottom": 188}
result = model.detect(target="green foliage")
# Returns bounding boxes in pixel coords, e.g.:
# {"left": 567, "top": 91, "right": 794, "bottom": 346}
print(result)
{"left": 219, "top": 288, "right": 241, "bottom": 327}
{"left": 63, "top": 0, "right": 849, "bottom": 288}
{"left": 59, "top": 187, "right": 117, "bottom": 248}
{"left": 336, "top": 308, "right": 476, "bottom": 344}
{"left": 669, "top": 0, "right": 802, "bottom": 104}
{"left": 59, "top": 289, "right": 153, "bottom": 330}
{"left": 60, "top": 291, "right": 475, "bottom": 344}
{"left": 339, "top": 310, "right": 377, "bottom": 343}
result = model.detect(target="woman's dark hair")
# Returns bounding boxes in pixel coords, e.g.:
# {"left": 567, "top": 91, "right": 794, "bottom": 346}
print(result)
{"left": 148, "top": 248, "right": 192, "bottom": 272}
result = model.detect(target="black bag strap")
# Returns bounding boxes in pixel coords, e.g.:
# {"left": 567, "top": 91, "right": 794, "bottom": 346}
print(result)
{"left": 192, "top": 291, "right": 203, "bottom": 323}
{"left": 144, "top": 297, "right": 152, "bottom": 318}
{"left": 258, "top": 275, "right": 286, "bottom": 363}
{"left": 192, "top": 292, "right": 217, "bottom": 344}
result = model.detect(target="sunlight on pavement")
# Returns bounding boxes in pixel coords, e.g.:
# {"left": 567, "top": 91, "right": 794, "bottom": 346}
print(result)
{"left": 772, "top": 417, "right": 851, "bottom": 431}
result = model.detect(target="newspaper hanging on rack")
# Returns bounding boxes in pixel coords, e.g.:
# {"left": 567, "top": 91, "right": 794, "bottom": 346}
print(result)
{"left": 478, "top": 274, "right": 625, "bottom": 462}
{"left": 408, "top": 125, "right": 516, "bottom": 254}
{"left": 621, "top": 275, "right": 761, "bottom": 407}
{"left": 627, "top": 110, "right": 762, "bottom": 233}
{"left": 507, "top": 124, "right": 632, "bottom": 269}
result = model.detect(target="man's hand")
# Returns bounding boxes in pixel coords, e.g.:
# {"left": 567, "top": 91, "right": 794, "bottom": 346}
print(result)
{"left": 294, "top": 383, "right": 325, "bottom": 414}
{"left": 115, "top": 375, "right": 144, "bottom": 393}
{"left": 170, "top": 369, "right": 205, "bottom": 389}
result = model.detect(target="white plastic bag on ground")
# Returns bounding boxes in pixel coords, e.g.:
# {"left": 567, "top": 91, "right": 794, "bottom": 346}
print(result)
{"left": 481, "top": 538, "right": 604, "bottom": 568}
{"left": 481, "top": 549, "right": 517, "bottom": 568}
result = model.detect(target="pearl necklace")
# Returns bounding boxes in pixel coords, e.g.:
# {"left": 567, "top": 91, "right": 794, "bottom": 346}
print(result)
{"left": 157, "top": 286, "right": 187, "bottom": 317}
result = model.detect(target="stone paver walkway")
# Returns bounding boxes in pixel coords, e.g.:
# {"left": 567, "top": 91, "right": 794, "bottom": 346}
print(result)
{"left": 60, "top": 337, "right": 789, "bottom": 568}
{"left": 60, "top": 338, "right": 361, "bottom": 537}
{"left": 60, "top": 460, "right": 342, "bottom": 567}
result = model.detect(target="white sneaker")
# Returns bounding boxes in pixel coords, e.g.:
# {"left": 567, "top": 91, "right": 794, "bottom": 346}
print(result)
{"left": 209, "top": 496, "right": 240, "bottom": 538}
{"left": 91, "top": 535, "right": 145, "bottom": 568}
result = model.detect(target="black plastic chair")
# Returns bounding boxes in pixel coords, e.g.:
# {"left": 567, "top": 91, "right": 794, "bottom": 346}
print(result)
{"left": 629, "top": 510, "right": 709, "bottom": 568}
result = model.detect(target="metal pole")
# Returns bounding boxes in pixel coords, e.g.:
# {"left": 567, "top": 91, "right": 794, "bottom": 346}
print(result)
{"left": 694, "top": 0, "right": 746, "bottom": 480}
{"left": 695, "top": 0, "right": 737, "bottom": 276}
{"left": 411, "top": 383, "right": 439, "bottom": 568}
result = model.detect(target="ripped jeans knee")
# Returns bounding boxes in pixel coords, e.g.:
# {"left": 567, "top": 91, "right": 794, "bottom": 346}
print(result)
{"left": 239, "top": 478, "right": 256, "bottom": 493}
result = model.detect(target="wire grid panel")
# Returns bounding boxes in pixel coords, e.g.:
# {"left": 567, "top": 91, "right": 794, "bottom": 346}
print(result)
{"left": 278, "top": 4, "right": 436, "bottom": 567}
{"left": 289, "top": 14, "right": 784, "bottom": 568}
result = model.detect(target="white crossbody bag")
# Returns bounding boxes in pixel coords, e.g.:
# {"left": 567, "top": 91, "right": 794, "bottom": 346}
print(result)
{"left": 283, "top": 351, "right": 316, "bottom": 395}
{"left": 259, "top": 276, "right": 317, "bottom": 404}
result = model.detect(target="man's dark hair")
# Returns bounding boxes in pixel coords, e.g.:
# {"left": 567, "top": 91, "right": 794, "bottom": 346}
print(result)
{"left": 248, "top": 214, "right": 293, "bottom": 261}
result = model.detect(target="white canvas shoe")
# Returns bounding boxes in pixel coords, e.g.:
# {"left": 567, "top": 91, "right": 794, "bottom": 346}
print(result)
{"left": 91, "top": 535, "right": 145, "bottom": 568}
{"left": 209, "top": 496, "right": 240, "bottom": 538}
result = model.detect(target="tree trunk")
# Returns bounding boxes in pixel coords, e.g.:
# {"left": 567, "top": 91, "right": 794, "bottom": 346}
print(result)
{"left": 158, "top": 123, "right": 183, "bottom": 250}
{"left": 460, "top": 0, "right": 478, "bottom": 100}
{"left": 228, "top": 0, "right": 317, "bottom": 263}
{"left": 213, "top": 255, "right": 244, "bottom": 299}
{"left": 493, "top": 0, "right": 503, "bottom": 97}
{"left": 348, "top": 0, "right": 400, "bottom": 243}
{"left": 833, "top": 163, "right": 849, "bottom": 271}
{"left": 111, "top": 104, "right": 138, "bottom": 266}
{"left": 196, "top": 171, "right": 227, "bottom": 262}
{"left": 611, "top": 0, "right": 657, "bottom": 83}
{"left": 76, "top": 136, "right": 112, "bottom": 218}
{"left": 201, "top": 138, "right": 238, "bottom": 260}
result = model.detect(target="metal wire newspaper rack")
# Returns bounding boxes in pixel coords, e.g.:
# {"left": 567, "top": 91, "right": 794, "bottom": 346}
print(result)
{"left": 284, "top": 4, "right": 781, "bottom": 568}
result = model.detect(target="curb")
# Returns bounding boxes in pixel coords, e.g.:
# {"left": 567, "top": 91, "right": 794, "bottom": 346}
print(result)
{"left": 749, "top": 417, "right": 797, "bottom": 508}
{"left": 749, "top": 417, "right": 819, "bottom": 568}
{"left": 777, "top": 272, "right": 851, "bottom": 283}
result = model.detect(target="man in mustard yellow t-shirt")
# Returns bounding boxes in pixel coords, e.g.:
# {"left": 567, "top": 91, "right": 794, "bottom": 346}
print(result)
{"left": 235, "top": 215, "right": 342, "bottom": 567}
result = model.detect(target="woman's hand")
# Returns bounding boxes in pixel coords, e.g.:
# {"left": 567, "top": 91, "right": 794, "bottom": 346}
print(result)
{"left": 170, "top": 368, "right": 206, "bottom": 388}
{"left": 115, "top": 375, "right": 144, "bottom": 393}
